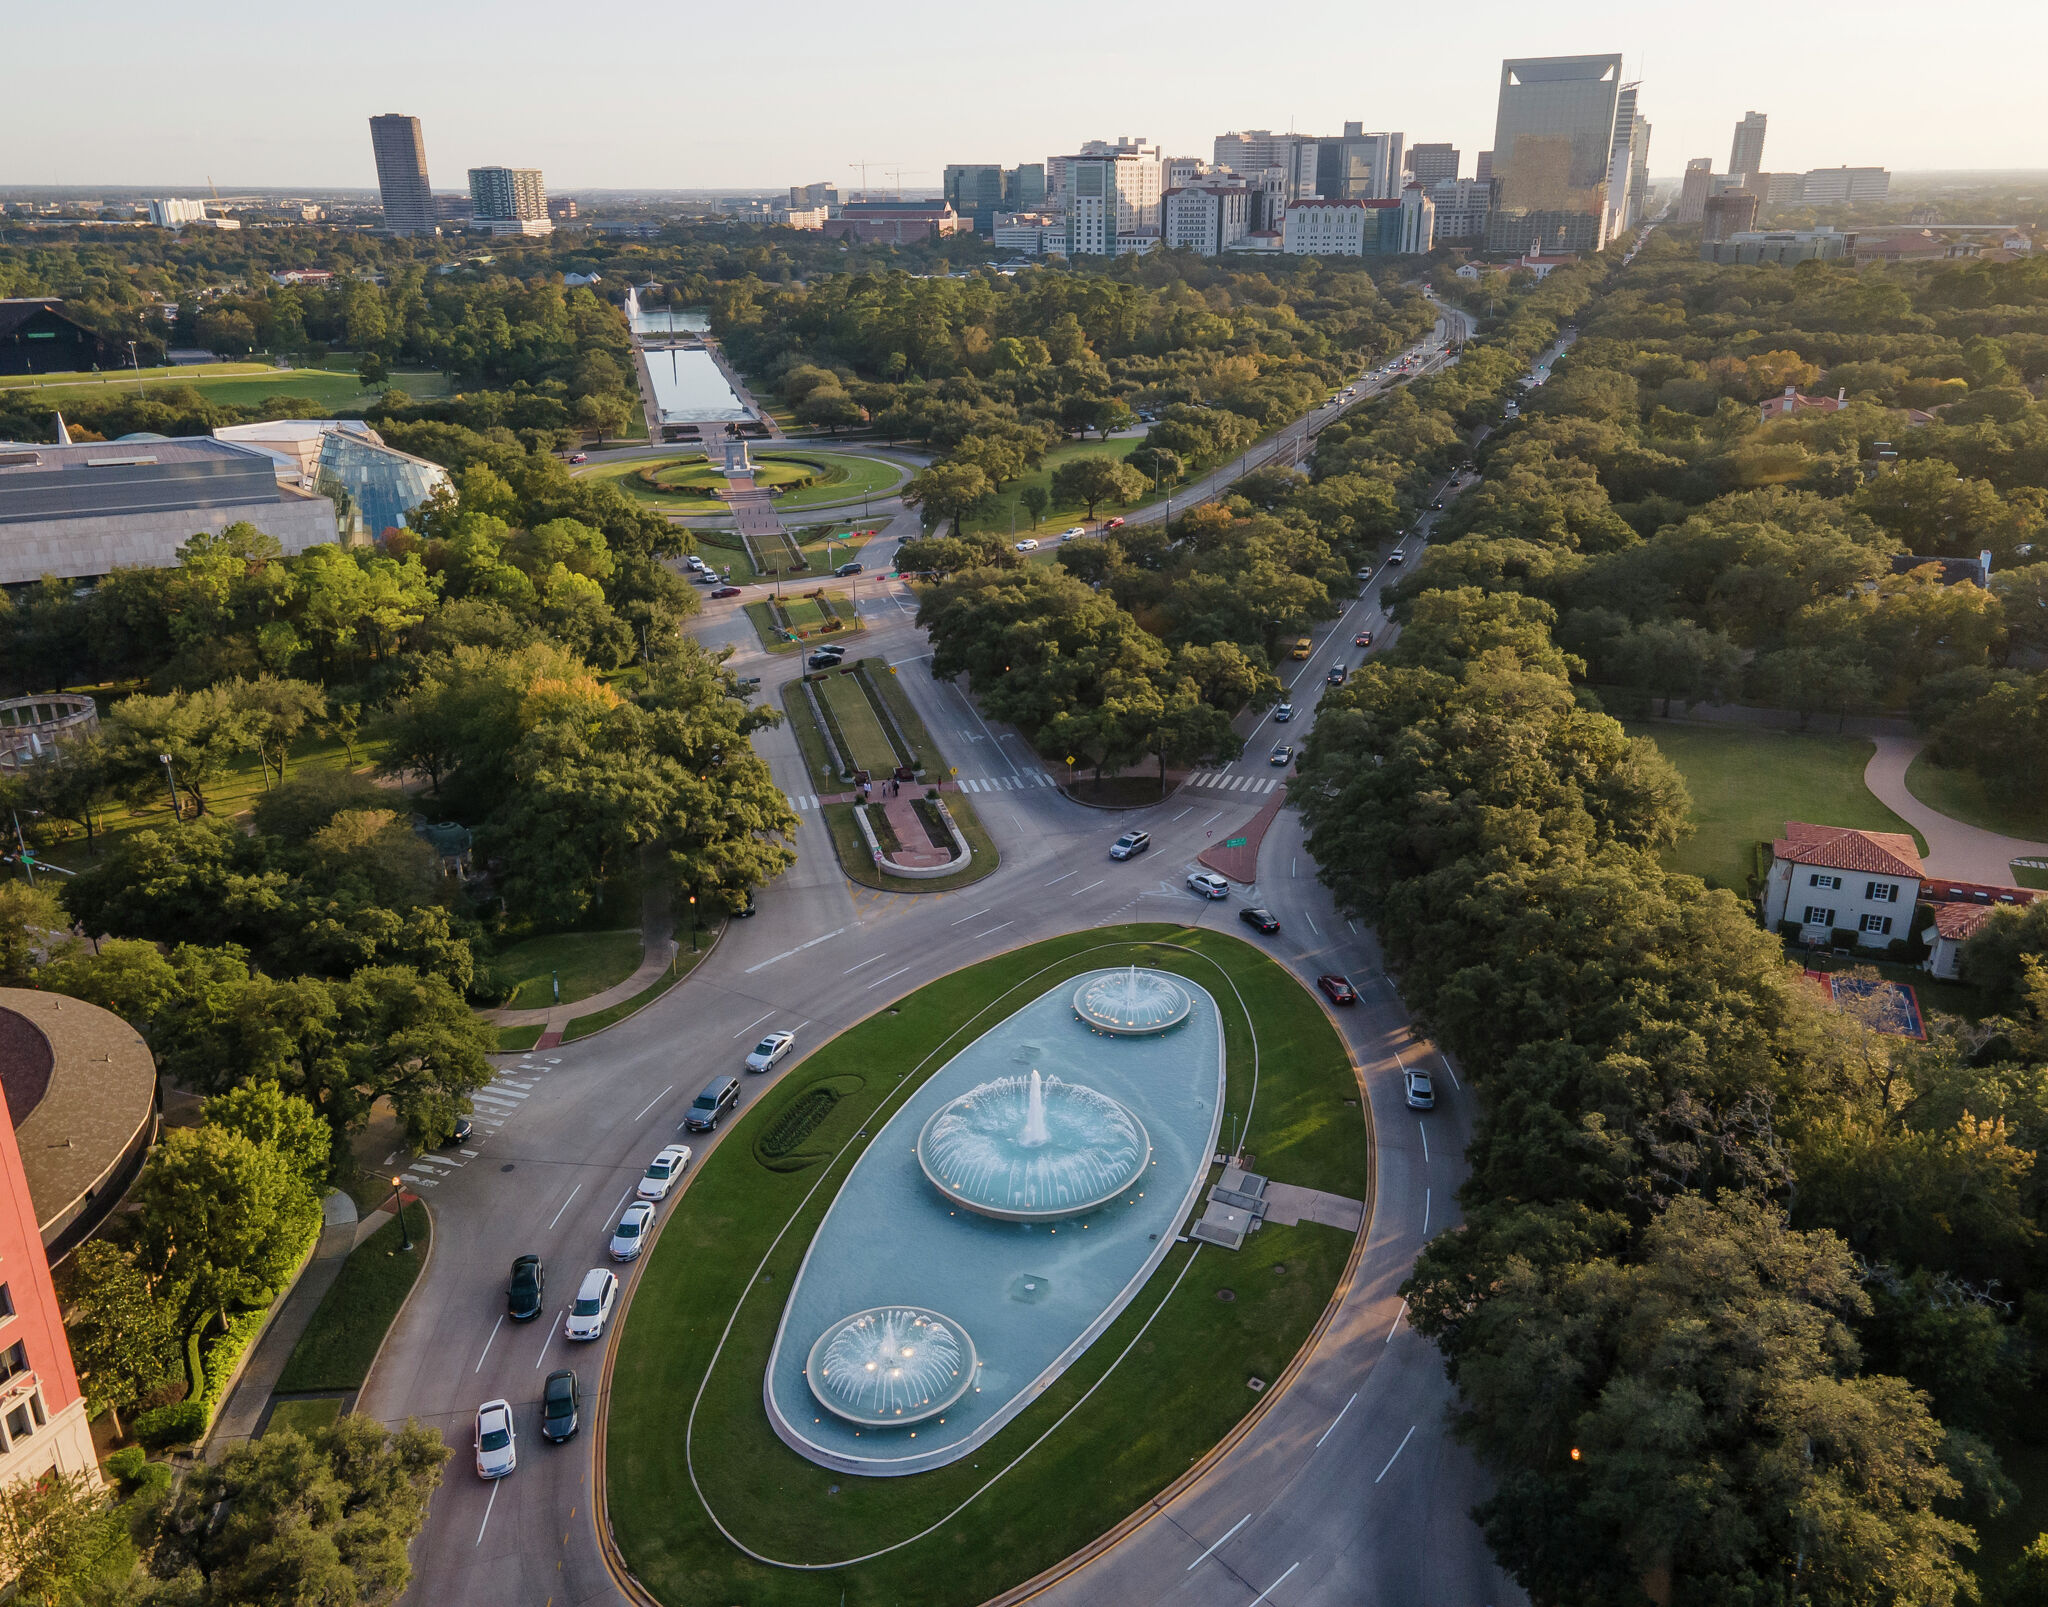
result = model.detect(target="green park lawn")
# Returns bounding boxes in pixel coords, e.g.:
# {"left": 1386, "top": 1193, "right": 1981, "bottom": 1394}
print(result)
{"left": 263, "top": 1396, "right": 344, "bottom": 1437}
{"left": 817, "top": 673, "right": 899, "bottom": 775}
{"left": 0, "top": 360, "right": 273, "bottom": 389}
{"left": 963, "top": 439, "right": 1163, "bottom": 537}
{"left": 275, "top": 1202, "right": 431, "bottom": 1393}
{"left": 1625, "top": 721, "right": 1928, "bottom": 891}
{"left": 4, "top": 365, "right": 449, "bottom": 413}
{"left": 1904, "top": 750, "right": 2048, "bottom": 846}
{"left": 491, "top": 929, "right": 644, "bottom": 1010}
{"left": 579, "top": 451, "right": 901, "bottom": 513}
{"left": 604, "top": 925, "right": 1367, "bottom": 1607}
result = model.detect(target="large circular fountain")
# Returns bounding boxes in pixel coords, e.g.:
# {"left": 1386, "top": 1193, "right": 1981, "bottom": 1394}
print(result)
{"left": 806, "top": 1306, "right": 977, "bottom": 1425}
{"left": 918, "top": 1069, "right": 1150, "bottom": 1221}
{"left": 1073, "top": 965, "right": 1193, "bottom": 1036}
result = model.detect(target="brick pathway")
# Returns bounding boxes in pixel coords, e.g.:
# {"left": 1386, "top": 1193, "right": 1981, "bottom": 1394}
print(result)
{"left": 1198, "top": 786, "right": 1290, "bottom": 883}
{"left": 874, "top": 791, "right": 953, "bottom": 868}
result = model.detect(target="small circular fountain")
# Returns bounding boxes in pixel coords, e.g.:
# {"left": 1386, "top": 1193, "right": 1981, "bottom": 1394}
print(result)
{"left": 918, "top": 1069, "right": 1150, "bottom": 1221}
{"left": 806, "top": 1306, "right": 977, "bottom": 1425}
{"left": 1072, "top": 966, "right": 1193, "bottom": 1037}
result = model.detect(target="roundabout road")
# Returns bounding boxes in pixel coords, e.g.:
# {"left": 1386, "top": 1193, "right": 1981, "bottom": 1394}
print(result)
{"left": 368, "top": 330, "right": 1521, "bottom": 1607}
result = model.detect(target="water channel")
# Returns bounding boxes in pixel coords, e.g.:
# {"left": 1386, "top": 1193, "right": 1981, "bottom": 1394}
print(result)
{"left": 643, "top": 344, "right": 751, "bottom": 424}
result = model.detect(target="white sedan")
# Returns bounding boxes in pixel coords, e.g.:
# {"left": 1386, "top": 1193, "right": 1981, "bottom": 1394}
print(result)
{"left": 745, "top": 1030, "right": 796, "bottom": 1073}
{"left": 609, "top": 1201, "right": 656, "bottom": 1261}
{"left": 1015, "top": 538, "right": 1040, "bottom": 552}
{"left": 637, "top": 1143, "right": 692, "bottom": 1201}
{"left": 474, "top": 1399, "right": 516, "bottom": 1479}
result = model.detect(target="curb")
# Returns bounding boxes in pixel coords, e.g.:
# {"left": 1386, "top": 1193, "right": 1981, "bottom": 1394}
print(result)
{"left": 1057, "top": 781, "right": 1183, "bottom": 812}
{"left": 355, "top": 1200, "right": 436, "bottom": 1408}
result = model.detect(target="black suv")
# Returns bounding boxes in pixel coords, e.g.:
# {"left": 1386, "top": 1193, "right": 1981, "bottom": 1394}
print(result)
{"left": 684, "top": 1075, "right": 741, "bottom": 1133}
{"left": 508, "top": 1255, "right": 544, "bottom": 1321}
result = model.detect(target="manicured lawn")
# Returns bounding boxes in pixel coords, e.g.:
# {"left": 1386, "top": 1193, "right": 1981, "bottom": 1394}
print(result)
{"left": 264, "top": 1396, "right": 344, "bottom": 1437}
{"left": 1904, "top": 750, "right": 2048, "bottom": 844}
{"left": 0, "top": 360, "right": 273, "bottom": 390}
{"left": 605, "top": 926, "right": 1366, "bottom": 1606}
{"left": 275, "top": 1203, "right": 430, "bottom": 1393}
{"left": 562, "top": 936, "right": 718, "bottom": 1042}
{"left": 578, "top": 451, "right": 902, "bottom": 515}
{"left": 862, "top": 659, "right": 944, "bottom": 776}
{"left": 491, "top": 929, "right": 644, "bottom": 1010}
{"left": 767, "top": 451, "right": 907, "bottom": 511}
{"left": 496, "top": 1024, "right": 546, "bottom": 1054}
{"left": 819, "top": 794, "right": 999, "bottom": 893}
{"left": 781, "top": 679, "right": 845, "bottom": 793}
{"left": 963, "top": 439, "right": 1162, "bottom": 537}
{"left": 743, "top": 593, "right": 862, "bottom": 654}
{"left": 4, "top": 366, "right": 449, "bottom": 413}
{"left": 818, "top": 673, "right": 898, "bottom": 775}
{"left": 1625, "top": 721, "right": 1927, "bottom": 892}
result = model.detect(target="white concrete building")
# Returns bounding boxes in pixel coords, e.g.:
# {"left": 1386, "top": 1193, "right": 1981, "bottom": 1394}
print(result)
{"left": 145, "top": 198, "right": 211, "bottom": 228}
{"left": 1428, "top": 177, "right": 1490, "bottom": 242}
{"left": 1400, "top": 185, "right": 1435, "bottom": 253}
{"left": 991, "top": 213, "right": 1065, "bottom": 255}
{"left": 1059, "top": 139, "right": 1164, "bottom": 256}
{"left": 1761, "top": 822, "right": 1925, "bottom": 945}
{"left": 1163, "top": 184, "right": 1252, "bottom": 256}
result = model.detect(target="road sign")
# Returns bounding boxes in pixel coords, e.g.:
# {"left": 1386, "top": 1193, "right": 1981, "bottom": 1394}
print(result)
{"left": 1224, "top": 836, "right": 1248, "bottom": 848}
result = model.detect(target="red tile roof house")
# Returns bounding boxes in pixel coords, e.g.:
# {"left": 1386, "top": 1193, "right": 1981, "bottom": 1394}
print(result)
{"left": 1919, "top": 879, "right": 2043, "bottom": 980}
{"left": 1762, "top": 822, "right": 1925, "bottom": 948}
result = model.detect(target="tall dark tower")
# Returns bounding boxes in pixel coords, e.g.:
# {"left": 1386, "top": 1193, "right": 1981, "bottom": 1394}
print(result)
{"left": 369, "top": 114, "right": 436, "bottom": 236}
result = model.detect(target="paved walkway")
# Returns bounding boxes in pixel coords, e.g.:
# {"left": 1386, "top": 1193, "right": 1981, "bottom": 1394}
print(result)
{"left": 205, "top": 1191, "right": 359, "bottom": 1458}
{"left": 873, "top": 790, "right": 952, "bottom": 868}
{"left": 486, "top": 847, "right": 676, "bottom": 1048}
{"left": 1863, "top": 734, "right": 2048, "bottom": 884}
{"left": 1198, "top": 786, "right": 1290, "bottom": 884}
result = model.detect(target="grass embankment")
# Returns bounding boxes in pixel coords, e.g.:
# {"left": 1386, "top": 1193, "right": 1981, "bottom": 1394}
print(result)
{"left": 1624, "top": 721, "right": 1927, "bottom": 891}
{"left": 491, "top": 929, "right": 644, "bottom": 1009}
{"left": 263, "top": 1396, "right": 343, "bottom": 1437}
{"left": 743, "top": 592, "right": 861, "bottom": 654}
{"left": 562, "top": 934, "right": 719, "bottom": 1042}
{"left": 605, "top": 926, "right": 1367, "bottom": 1607}
{"left": 275, "top": 1202, "right": 431, "bottom": 1393}
{"left": 1904, "top": 750, "right": 2048, "bottom": 847}
{"left": 817, "top": 674, "right": 898, "bottom": 775}
{"left": 962, "top": 439, "right": 1164, "bottom": 537}
{"left": 496, "top": 1024, "right": 546, "bottom": 1053}
{"left": 4, "top": 367, "right": 450, "bottom": 413}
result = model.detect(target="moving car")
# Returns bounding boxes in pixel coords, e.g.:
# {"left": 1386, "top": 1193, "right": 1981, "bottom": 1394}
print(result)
{"left": 609, "top": 1201, "right": 656, "bottom": 1261}
{"left": 1327, "top": 663, "right": 1347, "bottom": 686}
{"left": 806, "top": 648, "right": 845, "bottom": 669}
{"left": 507, "top": 1255, "right": 544, "bottom": 1322}
{"left": 1015, "top": 538, "right": 1040, "bottom": 552}
{"left": 564, "top": 1269, "right": 619, "bottom": 1341}
{"left": 745, "top": 1030, "right": 796, "bottom": 1073}
{"left": 1384, "top": 550, "right": 1405, "bottom": 565}
{"left": 1291, "top": 636, "right": 1313, "bottom": 660}
{"left": 1187, "top": 871, "right": 1230, "bottom": 900}
{"left": 474, "top": 1399, "right": 516, "bottom": 1479}
{"left": 684, "top": 1075, "right": 741, "bottom": 1132}
{"left": 637, "top": 1143, "right": 692, "bottom": 1201}
{"left": 1109, "top": 830, "right": 1150, "bottom": 861}
{"left": 1062, "top": 526, "right": 1087, "bottom": 540}
{"left": 1353, "top": 630, "right": 1373, "bottom": 648}
{"left": 541, "top": 1369, "right": 580, "bottom": 1442}
{"left": 1269, "top": 744, "right": 1294, "bottom": 767}
{"left": 1238, "top": 907, "right": 1280, "bottom": 934}
{"left": 710, "top": 585, "right": 742, "bottom": 599}
{"left": 1272, "top": 703, "right": 1294, "bottom": 722}
{"left": 443, "top": 1115, "right": 474, "bottom": 1147}
{"left": 1316, "top": 974, "right": 1358, "bottom": 1006}
{"left": 1430, "top": 498, "right": 1444, "bottom": 509}
{"left": 1103, "top": 517, "right": 1125, "bottom": 530}
{"left": 1405, "top": 1068, "right": 1436, "bottom": 1110}
{"left": 834, "top": 560, "right": 864, "bottom": 576}
{"left": 567, "top": 452, "right": 588, "bottom": 464}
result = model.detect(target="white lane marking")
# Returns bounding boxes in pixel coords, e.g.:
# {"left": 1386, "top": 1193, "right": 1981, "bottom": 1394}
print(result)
{"left": 1348, "top": 920, "right": 1358, "bottom": 934}
{"left": 472, "top": 1088, "right": 526, "bottom": 1103}
{"left": 1170, "top": 807, "right": 1192, "bottom": 822}
{"left": 864, "top": 964, "right": 915, "bottom": 990}
{"left": 732, "top": 1010, "right": 776, "bottom": 1038}
{"left": 400, "top": 1173, "right": 436, "bottom": 1188}
{"left": 970, "top": 923, "right": 1014, "bottom": 940}
{"left": 1374, "top": 1425, "right": 1417, "bottom": 1484}
{"left": 1440, "top": 1052, "right": 1460, "bottom": 1090}
{"left": 534, "top": 1311, "right": 561, "bottom": 1370}
{"left": 1070, "top": 879, "right": 1105, "bottom": 897}
{"left": 950, "top": 907, "right": 994, "bottom": 925}
{"left": 1247, "top": 1562, "right": 1300, "bottom": 1607}
{"left": 606, "top": 1186, "right": 634, "bottom": 1225}
{"left": 1044, "top": 871, "right": 1076, "bottom": 886}
{"left": 1419, "top": 1122, "right": 1429, "bottom": 1163}
{"left": 1316, "top": 1392, "right": 1359, "bottom": 1448}
{"left": 635, "top": 1085, "right": 675, "bottom": 1121}
{"left": 1422, "top": 1187, "right": 1430, "bottom": 1237}
{"left": 1291, "top": 857, "right": 1297, "bottom": 878}
{"left": 473, "top": 1315, "right": 504, "bottom": 1373}
{"left": 1185, "top": 1512, "right": 1251, "bottom": 1571}
{"left": 459, "top": 1149, "right": 480, "bottom": 1158}
{"left": 1202, "top": 812, "right": 1222, "bottom": 827}
{"left": 1386, "top": 1298, "right": 1408, "bottom": 1343}
{"left": 546, "top": 1184, "right": 582, "bottom": 1231}
{"left": 842, "top": 952, "right": 890, "bottom": 974}
{"left": 742, "top": 927, "right": 846, "bottom": 975}
{"left": 475, "top": 1475, "right": 500, "bottom": 1545}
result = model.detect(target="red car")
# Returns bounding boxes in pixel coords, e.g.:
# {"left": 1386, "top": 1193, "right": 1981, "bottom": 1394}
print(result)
{"left": 568, "top": 452, "right": 588, "bottom": 463}
{"left": 1103, "top": 516, "right": 1125, "bottom": 530}
{"left": 710, "top": 585, "right": 742, "bottom": 599}
{"left": 1353, "top": 630, "right": 1374, "bottom": 648}
{"left": 1316, "top": 974, "right": 1358, "bottom": 1005}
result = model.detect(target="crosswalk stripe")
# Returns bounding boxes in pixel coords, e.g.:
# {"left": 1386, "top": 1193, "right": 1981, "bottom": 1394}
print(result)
{"left": 471, "top": 1092, "right": 523, "bottom": 1109}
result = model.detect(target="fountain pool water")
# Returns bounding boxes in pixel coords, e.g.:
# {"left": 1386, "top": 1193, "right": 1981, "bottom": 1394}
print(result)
{"left": 918, "top": 1069, "right": 1150, "bottom": 1221}
{"left": 1072, "top": 965, "right": 1193, "bottom": 1036}
{"left": 806, "top": 1307, "right": 977, "bottom": 1426}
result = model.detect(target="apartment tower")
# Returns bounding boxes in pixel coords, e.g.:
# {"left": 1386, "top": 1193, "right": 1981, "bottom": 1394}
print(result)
{"left": 368, "top": 114, "right": 436, "bottom": 237}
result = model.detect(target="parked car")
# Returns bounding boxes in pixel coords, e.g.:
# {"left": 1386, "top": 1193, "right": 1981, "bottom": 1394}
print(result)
{"left": 710, "top": 585, "right": 742, "bottom": 598}
{"left": 1316, "top": 974, "right": 1358, "bottom": 1006}
{"left": 1327, "top": 663, "right": 1347, "bottom": 686}
{"left": 1272, "top": 703, "right": 1294, "bottom": 722}
{"left": 686, "top": 555, "right": 709, "bottom": 571}
{"left": 684, "top": 1075, "right": 741, "bottom": 1132}
{"left": 1187, "top": 871, "right": 1230, "bottom": 900}
{"left": 834, "top": 561, "right": 863, "bottom": 576}
{"left": 1015, "top": 538, "right": 1040, "bottom": 552}
{"left": 1109, "top": 830, "right": 1150, "bottom": 861}
{"left": 541, "top": 1369, "right": 580, "bottom": 1442}
{"left": 1353, "top": 630, "right": 1373, "bottom": 648}
{"left": 474, "top": 1399, "right": 517, "bottom": 1479}
{"left": 609, "top": 1201, "right": 656, "bottom": 1261}
{"left": 1269, "top": 744, "right": 1294, "bottom": 767}
{"left": 507, "top": 1255, "right": 544, "bottom": 1322}
{"left": 1239, "top": 907, "right": 1280, "bottom": 934}
{"left": 637, "top": 1143, "right": 693, "bottom": 1201}
{"left": 564, "top": 1269, "right": 619, "bottom": 1341}
{"left": 745, "top": 1030, "right": 796, "bottom": 1073}
{"left": 692, "top": 570, "right": 718, "bottom": 584}
{"left": 443, "top": 1115, "right": 474, "bottom": 1146}
{"left": 1405, "top": 1068, "right": 1436, "bottom": 1110}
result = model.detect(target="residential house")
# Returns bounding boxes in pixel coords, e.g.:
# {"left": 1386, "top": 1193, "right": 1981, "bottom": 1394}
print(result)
{"left": 1919, "top": 879, "right": 2041, "bottom": 980}
{"left": 1761, "top": 822, "right": 1926, "bottom": 945}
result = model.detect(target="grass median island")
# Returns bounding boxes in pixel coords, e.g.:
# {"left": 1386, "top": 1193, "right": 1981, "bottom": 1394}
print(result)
{"left": 818, "top": 673, "right": 898, "bottom": 775}
{"left": 275, "top": 1202, "right": 431, "bottom": 1393}
{"left": 1624, "top": 720, "right": 1927, "bottom": 891}
{"left": 820, "top": 798, "right": 997, "bottom": 893}
{"left": 604, "top": 925, "right": 1367, "bottom": 1606}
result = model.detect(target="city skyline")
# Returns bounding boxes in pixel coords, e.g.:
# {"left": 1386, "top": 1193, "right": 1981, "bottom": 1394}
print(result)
{"left": 4, "top": 0, "right": 2044, "bottom": 190}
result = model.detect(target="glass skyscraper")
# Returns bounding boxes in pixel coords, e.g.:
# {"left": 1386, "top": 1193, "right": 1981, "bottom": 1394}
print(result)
{"left": 1485, "top": 54, "right": 1624, "bottom": 254}
{"left": 369, "top": 114, "right": 436, "bottom": 237}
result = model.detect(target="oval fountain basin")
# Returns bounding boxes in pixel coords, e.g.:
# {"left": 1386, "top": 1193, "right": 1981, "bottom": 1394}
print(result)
{"left": 764, "top": 968, "right": 1225, "bottom": 1476}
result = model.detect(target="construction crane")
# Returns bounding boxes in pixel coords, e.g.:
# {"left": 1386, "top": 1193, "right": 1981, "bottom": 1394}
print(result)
{"left": 885, "top": 169, "right": 929, "bottom": 200}
{"left": 847, "top": 161, "right": 897, "bottom": 202}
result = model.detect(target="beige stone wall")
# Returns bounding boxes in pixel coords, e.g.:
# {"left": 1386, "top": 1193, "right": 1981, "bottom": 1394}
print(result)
{"left": 0, "top": 497, "right": 339, "bottom": 585}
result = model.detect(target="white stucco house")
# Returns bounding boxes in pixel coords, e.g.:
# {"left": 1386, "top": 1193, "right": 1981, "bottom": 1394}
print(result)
{"left": 1919, "top": 879, "right": 2042, "bottom": 979}
{"left": 1761, "top": 822, "right": 1925, "bottom": 946}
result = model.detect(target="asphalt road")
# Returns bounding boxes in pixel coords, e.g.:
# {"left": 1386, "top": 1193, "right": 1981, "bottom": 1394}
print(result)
{"left": 367, "top": 306, "right": 1526, "bottom": 1607}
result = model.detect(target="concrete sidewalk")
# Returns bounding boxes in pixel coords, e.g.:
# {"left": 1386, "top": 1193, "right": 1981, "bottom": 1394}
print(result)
{"left": 1863, "top": 734, "right": 2048, "bottom": 884}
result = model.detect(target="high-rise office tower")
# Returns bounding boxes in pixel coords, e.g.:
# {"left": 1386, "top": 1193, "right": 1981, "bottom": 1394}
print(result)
{"left": 1407, "top": 143, "right": 1460, "bottom": 184}
{"left": 1628, "top": 116, "right": 1652, "bottom": 225}
{"left": 1677, "top": 157, "right": 1714, "bottom": 224}
{"left": 369, "top": 114, "right": 436, "bottom": 236}
{"left": 468, "top": 167, "right": 552, "bottom": 235}
{"left": 1729, "top": 111, "right": 1768, "bottom": 182}
{"left": 1058, "top": 140, "right": 1163, "bottom": 254}
{"left": 1004, "top": 164, "right": 1046, "bottom": 212}
{"left": 1701, "top": 190, "right": 1760, "bottom": 243}
{"left": 1484, "top": 53, "right": 1624, "bottom": 253}
{"left": 1604, "top": 83, "right": 1646, "bottom": 238}
{"left": 944, "top": 165, "right": 1007, "bottom": 236}
{"left": 1475, "top": 150, "right": 1493, "bottom": 185}
{"left": 1314, "top": 125, "right": 1405, "bottom": 201}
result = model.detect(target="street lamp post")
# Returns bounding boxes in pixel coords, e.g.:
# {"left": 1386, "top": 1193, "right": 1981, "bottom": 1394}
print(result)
{"left": 390, "top": 1176, "right": 413, "bottom": 1250}
{"left": 157, "top": 753, "right": 181, "bottom": 819}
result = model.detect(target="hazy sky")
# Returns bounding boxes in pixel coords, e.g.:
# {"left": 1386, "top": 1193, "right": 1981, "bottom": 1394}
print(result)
{"left": 7, "top": 0, "right": 2043, "bottom": 192}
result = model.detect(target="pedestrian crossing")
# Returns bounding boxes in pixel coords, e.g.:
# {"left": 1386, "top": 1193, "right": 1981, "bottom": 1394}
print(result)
{"left": 1183, "top": 771, "right": 1283, "bottom": 795}
{"left": 783, "top": 773, "right": 1057, "bottom": 812}
{"left": 395, "top": 1056, "right": 559, "bottom": 1188}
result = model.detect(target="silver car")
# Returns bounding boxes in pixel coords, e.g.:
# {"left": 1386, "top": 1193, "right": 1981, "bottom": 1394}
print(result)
{"left": 609, "top": 1201, "right": 656, "bottom": 1261}
{"left": 474, "top": 1399, "right": 516, "bottom": 1479}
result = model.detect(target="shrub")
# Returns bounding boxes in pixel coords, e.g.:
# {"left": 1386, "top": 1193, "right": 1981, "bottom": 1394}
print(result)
{"left": 136, "top": 1400, "right": 205, "bottom": 1451}
{"left": 104, "top": 1447, "right": 149, "bottom": 1489}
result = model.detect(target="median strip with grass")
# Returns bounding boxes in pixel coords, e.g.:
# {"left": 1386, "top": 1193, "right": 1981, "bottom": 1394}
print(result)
{"left": 275, "top": 1202, "right": 431, "bottom": 1394}
{"left": 604, "top": 925, "right": 1367, "bottom": 1606}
